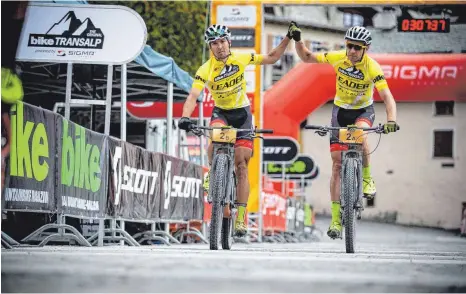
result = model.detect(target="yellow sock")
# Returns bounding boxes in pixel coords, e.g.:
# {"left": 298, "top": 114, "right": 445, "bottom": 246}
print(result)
{"left": 363, "top": 165, "right": 371, "bottom": 179}
{"left": 331, "top": 201, "right": 341, "bottom": 222}
{"left": 237, "top": 205, "right": 246, "bottom": 221}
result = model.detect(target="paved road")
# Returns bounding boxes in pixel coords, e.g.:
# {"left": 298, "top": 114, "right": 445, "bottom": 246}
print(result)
{"left": 2, "top": 218, "right": 466, "bottom": 293}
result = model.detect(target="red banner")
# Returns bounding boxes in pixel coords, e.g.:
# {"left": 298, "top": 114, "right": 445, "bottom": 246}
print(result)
{"left": 261, "top": 189, "right": 287, "bottom": 232}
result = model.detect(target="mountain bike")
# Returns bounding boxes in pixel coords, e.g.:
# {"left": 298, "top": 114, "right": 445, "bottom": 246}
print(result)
{"left": 304, "top": 123, "right": 398, "bottom": 253}
{"left": 189, "top": 121, "right": 273, "bottom": 250}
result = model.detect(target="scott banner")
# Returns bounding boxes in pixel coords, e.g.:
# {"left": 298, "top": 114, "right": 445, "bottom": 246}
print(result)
{"left": 109, "top": 140, "right": 162, "bottom": 220}
{"left": 56, "top": 117, "right": 108, "bottom": 217}
{"left": 4, "top": 102, "right": 57, "bottom": 212}
{"left": 159, "top": 154, "right": 203, "bottom": 221}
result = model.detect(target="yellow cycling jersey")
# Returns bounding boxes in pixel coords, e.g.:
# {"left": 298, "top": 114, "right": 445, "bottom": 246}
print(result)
{"left": 192, "top": 51, "right": 263, "bottom": 110}
{"left": 316, "top": 50, "right": 389, "bottom": 109}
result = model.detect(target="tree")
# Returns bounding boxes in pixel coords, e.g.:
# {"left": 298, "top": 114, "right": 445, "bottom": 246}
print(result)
{"left": 90, "top": 1, "right": 209, "bottom": 76}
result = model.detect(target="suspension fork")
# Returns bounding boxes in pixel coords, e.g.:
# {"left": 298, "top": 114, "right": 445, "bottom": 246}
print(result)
{"left": 340, "top": 149, "right": 363, "bottom": 209}
{"left": 212, "top": 143, "right": 236, "bottom": 206}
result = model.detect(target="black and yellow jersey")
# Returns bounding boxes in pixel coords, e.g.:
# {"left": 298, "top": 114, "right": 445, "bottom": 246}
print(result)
{"left": 192, "top": 51, "right": 263, "bottom": 110}
{"left": 316, "top": 50, "right": 389, "bottom": 109}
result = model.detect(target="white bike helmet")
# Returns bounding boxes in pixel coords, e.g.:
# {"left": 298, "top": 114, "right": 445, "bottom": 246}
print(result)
{"left": 345, "top": 26, "right": 372, "bottom": 46}
{"left": 204, "top": 24, "right": 231, "bottom": 44}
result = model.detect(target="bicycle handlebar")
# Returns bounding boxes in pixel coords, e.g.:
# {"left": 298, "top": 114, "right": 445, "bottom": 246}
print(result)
{"left": 304, "top": 123, "right": 400, "bottom": 133}
{"left": 188, "top": 119, "right": 273, "bottom": 134}
{"left": 193, "top": 125, "right": 273, "bottom": 134}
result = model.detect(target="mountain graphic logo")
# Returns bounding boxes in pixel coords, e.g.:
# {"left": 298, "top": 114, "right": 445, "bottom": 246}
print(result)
{"left": 214, "top": 64, "right": 239, "bottom": 82}
{"left": 28, "top": 11, "right": 104, "bottom": 49}
{"left": 338, "top": 65, "right": 365, "bottom": 80}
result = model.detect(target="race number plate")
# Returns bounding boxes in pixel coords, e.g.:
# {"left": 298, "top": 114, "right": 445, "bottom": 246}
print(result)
{"left": 339, "top": 129, "right": 364, "bottom": 144}
{"left": 212, "top": 128, "right": 237, "bottom": 144}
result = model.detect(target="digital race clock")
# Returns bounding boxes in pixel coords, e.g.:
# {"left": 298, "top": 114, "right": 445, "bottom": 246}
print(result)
{"left": 397, "top": 18, "right": 450, "bottom": 33}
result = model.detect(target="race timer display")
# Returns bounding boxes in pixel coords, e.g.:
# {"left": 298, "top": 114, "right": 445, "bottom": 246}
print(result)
{"left": 398, "top": 18, "right": 450, "bottom": 33}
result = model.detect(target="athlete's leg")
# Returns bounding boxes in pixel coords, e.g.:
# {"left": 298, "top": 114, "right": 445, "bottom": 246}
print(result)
{"left": 232, "top": 107, "right": 253, "bottom": 237}
{"left": 355, "top": 105, "right": 376, "bottom": 198}
{"left": 233, "top": 142, "right": 253, "bottom": 236}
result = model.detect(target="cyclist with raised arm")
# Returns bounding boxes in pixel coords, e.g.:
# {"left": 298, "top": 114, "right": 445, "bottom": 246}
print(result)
{"left": 178, "top": 24, "right": 300, "bottom": 237}
{"left": 291, "top": 23, "right": 399, "bottom": 239}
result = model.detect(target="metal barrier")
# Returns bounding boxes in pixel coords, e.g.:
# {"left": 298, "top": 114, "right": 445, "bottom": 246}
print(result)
{"left": 2, "top": 102, "right": 207, "bottom": 248}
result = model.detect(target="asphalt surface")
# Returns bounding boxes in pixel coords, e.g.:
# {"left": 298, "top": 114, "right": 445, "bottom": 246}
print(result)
{"left": 2, "top": 217, "right": 466, "bottom": 293}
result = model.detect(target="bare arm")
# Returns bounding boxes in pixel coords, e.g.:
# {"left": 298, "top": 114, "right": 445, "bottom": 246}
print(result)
{"left": 295, "top": 40, "right": 319, "bottom": 63}
{"left": 260, "top": 37, "right": 291, "bottom": 65}
{"left": 181, "top": 87, "right": 203, "bottom": 118}
{"left": 378, "top": 88, "right": 397, "bottom": 122}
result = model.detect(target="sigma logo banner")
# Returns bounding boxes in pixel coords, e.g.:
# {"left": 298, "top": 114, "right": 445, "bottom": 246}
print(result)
{"left": 16, "top": 3, "right": 147, "bottom": 64}
{"left": 216, "top": 5, "right": 257, "bottom": 27}
{"left": 109, "top": 140, "right": 161, "bottom": 220}
{"left": 4, "top": 102, "right": 57, "bottom": 212}
{"left": 57, "top": 117, "right": 108, "bottom": 218}
{"left": 230, "top": 28, "right": 255, "bottom": 48}
{"left": 160, "top": 155, "right": 203, "bottom": 221}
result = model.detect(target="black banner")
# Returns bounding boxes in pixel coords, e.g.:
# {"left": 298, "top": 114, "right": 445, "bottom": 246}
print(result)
{"left": 56, "top": 117, "right": 108, "bottom": 218}
{"left": 4, "top": 102, "right": 56, "bottom": 212}
{"left": 266, "top": 155, "right": 316, "bottom": 179}
{"left": 159, "top": 154, "right": 203, "bottom": 221}
{"left": 109, "top": 141, "right": 162, "bottom": 220}
{"left": 262, "top": 136, "right": 299, "bottom": 162}
{"left": 230, "top": 28, "right": 255, "bottom": 48}
{"left": 106, "top": 136, "right": 121, "bottom": 217}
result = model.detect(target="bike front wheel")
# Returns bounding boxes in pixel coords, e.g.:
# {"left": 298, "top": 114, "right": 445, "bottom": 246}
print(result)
{"left": 342, "top": 157, "right": 359, "bottom": 253}
{"left": 209, "top": 153, "right": 228, "bottom": 250}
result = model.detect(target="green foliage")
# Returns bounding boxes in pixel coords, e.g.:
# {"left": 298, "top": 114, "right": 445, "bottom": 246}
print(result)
{"left": 90, "top": 1, "right": 209, "bottom": 76}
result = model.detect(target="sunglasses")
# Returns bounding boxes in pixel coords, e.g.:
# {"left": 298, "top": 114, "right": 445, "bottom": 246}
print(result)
{"left": 346, "top": 43, "right": 366, "bottom": 51}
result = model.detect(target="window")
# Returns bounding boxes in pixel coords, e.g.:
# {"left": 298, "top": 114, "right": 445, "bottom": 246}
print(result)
{"left": 434, "top": 101, "right": 454, "bottom": 116}
{"left": 311, "top": 41, "right": 329, "bottom": 52}
{"left": 343, "top": 12, "right": 364, "bottom": 27}
{"left": 433, "top": 130, "right": 453, "bottom": 158}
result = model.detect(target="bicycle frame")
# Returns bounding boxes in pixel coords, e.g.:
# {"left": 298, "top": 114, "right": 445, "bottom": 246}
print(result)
{"left": 341, "top": 144, "right": 364, "bottom": 219}
{"left": 189, "top": 123, "right": 273, "bottom": 250}
{"left": 304, "top": 123, "right": 388, "bottom": 253}
{"left": 210, "top": 142, "right": 236, "bottom": 207}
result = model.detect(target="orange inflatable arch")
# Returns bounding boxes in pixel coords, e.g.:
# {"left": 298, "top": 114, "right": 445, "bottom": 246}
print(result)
{"left": 263, "top": 54, "right": 466, "bottom": 139}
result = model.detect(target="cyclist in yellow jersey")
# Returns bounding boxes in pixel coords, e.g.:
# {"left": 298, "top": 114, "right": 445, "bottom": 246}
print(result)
{"left": 178, "top": 23, "right": 300, "bottom": 237}
{"left": 291, "top": 23, "right": 399, "bottom": 239}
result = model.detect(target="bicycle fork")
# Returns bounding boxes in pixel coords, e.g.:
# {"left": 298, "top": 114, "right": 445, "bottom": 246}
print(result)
{"left": 340, "top": 150, "right": 364, "bottom": 224}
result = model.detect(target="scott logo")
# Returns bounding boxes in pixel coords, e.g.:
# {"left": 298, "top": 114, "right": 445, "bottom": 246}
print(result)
{"left": 263, "top": 147, "right": 291, "bottom": 154}
{"left": 163, "top": 160, "right": 202, "bottom": 210}
{"left": 112, "top": 147, "right": 159, "bottom": 206}
{"left": 381, "top": 65, "right": 458, "bottom": 80}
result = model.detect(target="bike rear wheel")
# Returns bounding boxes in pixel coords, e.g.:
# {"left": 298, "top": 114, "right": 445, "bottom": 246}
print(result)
{"left": 209, "top": 153, "right": 228, "bottom": 250}
{"left": 221, "top": 215, "right": 234, "bottom": 250}
{"left": 342, "top": 157, "right": 358, "bottom": 253}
